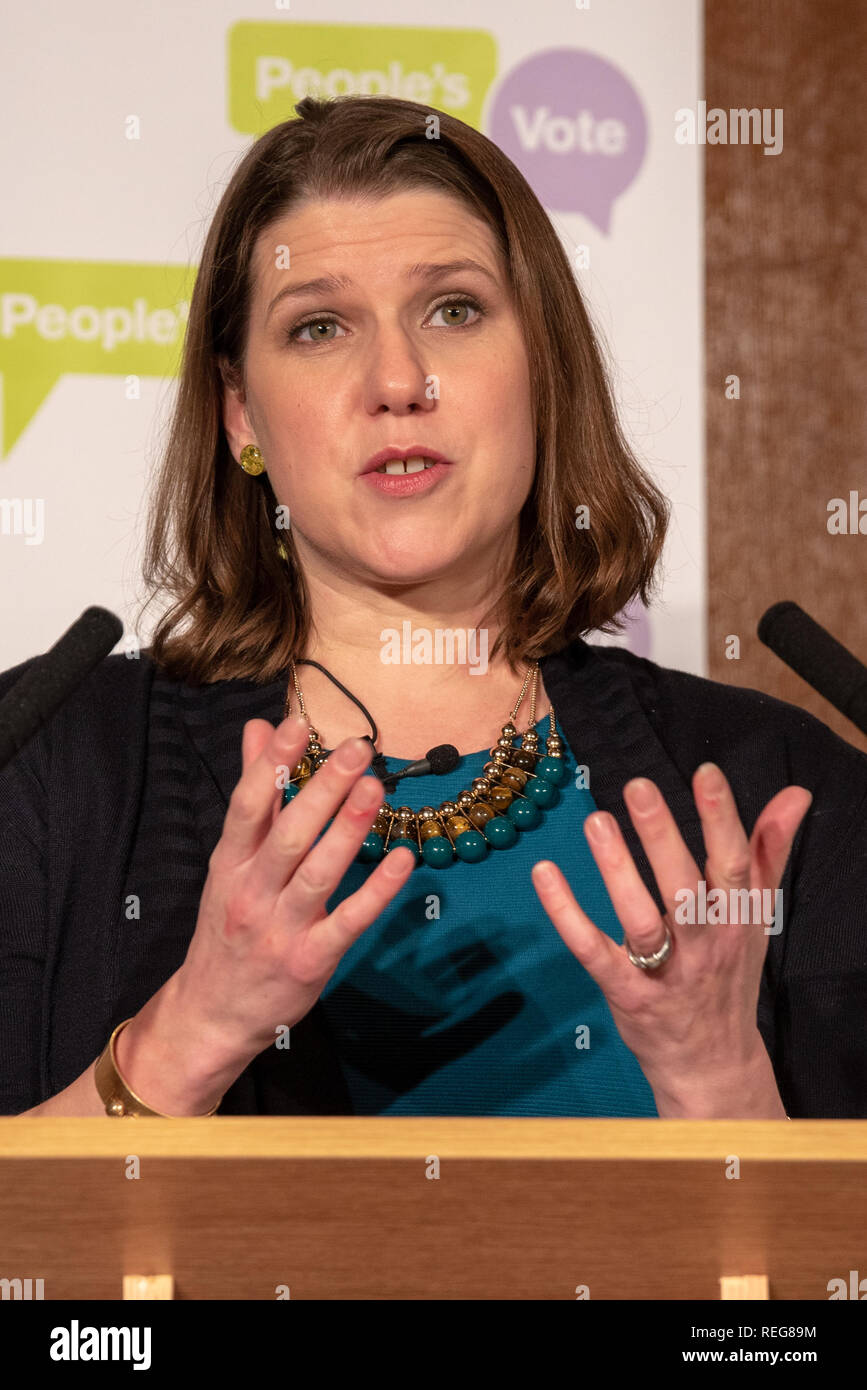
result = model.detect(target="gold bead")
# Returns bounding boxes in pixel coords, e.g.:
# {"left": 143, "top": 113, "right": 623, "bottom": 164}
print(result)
{"left": 239, "top": 443, "right": 265, "bottom": 476}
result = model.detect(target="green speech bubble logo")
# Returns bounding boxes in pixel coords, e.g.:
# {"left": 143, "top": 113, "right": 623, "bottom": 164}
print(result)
{"left": 0, "top": 259, "right": 195, "bottom": 457}
{"left": 228, "top": 20, "right": 497, "bottom": 134}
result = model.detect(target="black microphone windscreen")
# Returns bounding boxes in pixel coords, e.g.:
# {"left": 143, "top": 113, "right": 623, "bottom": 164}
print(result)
{"left": 426, "top": 744, "right": 460, "bottom": 775}
{"left": 0, "top": 606, "right": 124, "bottom": 768}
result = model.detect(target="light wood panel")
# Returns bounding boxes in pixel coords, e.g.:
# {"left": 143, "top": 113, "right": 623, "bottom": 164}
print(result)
{"left": 1, "top": 1119, "right": 864, "bottom": 1299}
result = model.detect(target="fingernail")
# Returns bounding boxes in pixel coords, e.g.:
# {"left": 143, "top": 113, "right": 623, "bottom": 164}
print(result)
{"left": 341, "top": 738, "right": 371, "bottom": 770}
{"left": 386, "top": 847, "right": 414, "bottom": 876}
{"left": 626, "top": 779, "right": 658, "bottom": 813}
{"left": 586, "top": 812, "right": 615, "bottom": 841}
{"left": 696, "top": 762, "right": 725, "bottom": 795}
{"left": 534, "top": 862, "right": 556, "bottom": 887}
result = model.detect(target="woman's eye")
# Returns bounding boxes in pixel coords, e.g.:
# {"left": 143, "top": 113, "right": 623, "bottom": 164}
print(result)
{"left": 288, "top": 297, "right": 484, "bottom": 344}
{"left": 291, "top": 317, "right": 345, "bottom": 344}
{"left": 428, "top": 299, "right": 483, "bottom": 328}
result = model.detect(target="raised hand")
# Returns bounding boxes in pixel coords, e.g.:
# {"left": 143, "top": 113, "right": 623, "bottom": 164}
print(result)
{"left": 531, "top": 762, "right": 812, "bottom": 1117}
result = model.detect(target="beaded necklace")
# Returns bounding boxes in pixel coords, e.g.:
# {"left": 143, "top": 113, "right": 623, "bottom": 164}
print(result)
{"left": 281, "top": 658, "right": 568, "bottom": 868}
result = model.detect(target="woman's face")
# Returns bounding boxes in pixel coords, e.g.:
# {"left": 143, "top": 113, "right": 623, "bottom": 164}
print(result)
{"left": 222, "top": 187, "right": 535, "bottom": 588}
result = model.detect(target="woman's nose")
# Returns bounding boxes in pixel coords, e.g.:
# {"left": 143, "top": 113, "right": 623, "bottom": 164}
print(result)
{"left": 360, "top": 326, "right": 438, "bottom": 415}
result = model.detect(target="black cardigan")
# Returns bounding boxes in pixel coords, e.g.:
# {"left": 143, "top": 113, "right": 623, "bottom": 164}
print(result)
{"left": 1, "top": 638, "right": 866, "bottom": 1116}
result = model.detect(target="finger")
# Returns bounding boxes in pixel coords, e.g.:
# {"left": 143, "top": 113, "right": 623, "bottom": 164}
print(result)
{"left": 582, "top": 811, "right": 671, "bottom": 958}
{"left": 242, "top": 718, "right": 273, "bottom": 770}
{"left": 280, "top": 770, "right": 390, "bottom": 923}
{"left": 214, "top": 716, "right": 310, "bottom": 869}
{"left": 621, "top": 778, "right": 702, "bottom": 926}
{"left": 531, "top": 860, "right": 622, "bottom": 992}
{"left": 312, "top": 844, "right": 417, "bottom": 965}
{"left": 749, "top": 785, "right": 813, "bottom": 890}
{"left": 254, "top": 734, "right": 375, "bottom": 896}
{"left": 692, "top": 763, "right": 752, "bottom": 894}
{"left": 240, "top": 719, "right": 287, "bottom": 834}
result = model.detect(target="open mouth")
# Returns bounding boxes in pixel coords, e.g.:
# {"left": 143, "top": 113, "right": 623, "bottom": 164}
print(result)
{"left": 373, "top": 457, "right": 440, "bottom": 475}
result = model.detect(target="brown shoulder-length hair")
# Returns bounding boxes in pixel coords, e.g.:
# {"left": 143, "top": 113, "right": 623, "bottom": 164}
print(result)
{"left": 140, "top": 94, "right": 670, "bottom": 684}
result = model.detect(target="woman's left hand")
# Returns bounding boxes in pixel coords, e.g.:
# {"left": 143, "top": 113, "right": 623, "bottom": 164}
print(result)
{"left": 531, "top": 762, "right": 813, "bottom": 1117}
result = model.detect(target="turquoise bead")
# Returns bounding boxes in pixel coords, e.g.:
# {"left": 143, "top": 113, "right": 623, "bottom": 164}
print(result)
{"left": 454, "top": 829, "right": 488, "bottom": 863}
{"left": 483, "top": 815, "right": 518, "bottom": 848}
{"left": 281, "top": 783, "right": 300, "bottom": 806}
{"left": 535, "top": 756, "right": 567, "bottom": 786}
{"left": 526, "top": 777, "right": 560, "bottom": 808}
{"left": 507, "top": 798, "right": 542, "bottom": 829}
{"left": 357, "top": 831, "right": 384, "bottom": 862}
{"left": 421, "top": 835, "right": 454, "bottom": 867}
{"left": 389, "top": 836, "right": 421, "bottom": 864}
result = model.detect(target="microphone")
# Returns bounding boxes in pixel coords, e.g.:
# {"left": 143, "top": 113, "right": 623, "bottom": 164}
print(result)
{"left": 0, "top": 606, "right": 124, "bottom": 772}
{"left": 379, "top": 743, "right": 460, "bottom": 793}
{"left": 757, "top": 601, "right": 867, "bottom": 736}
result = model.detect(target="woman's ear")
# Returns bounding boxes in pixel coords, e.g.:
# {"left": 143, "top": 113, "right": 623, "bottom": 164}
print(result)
{"left": 219, "top": 356, "right": 253, "bottom": 461}
{"left": 217, "top": 354, "right": 242, "bottom": 393}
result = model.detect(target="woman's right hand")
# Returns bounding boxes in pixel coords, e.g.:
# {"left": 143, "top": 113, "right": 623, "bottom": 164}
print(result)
{"left": 174, "top": 715, "right": 415, "bottom": 1060}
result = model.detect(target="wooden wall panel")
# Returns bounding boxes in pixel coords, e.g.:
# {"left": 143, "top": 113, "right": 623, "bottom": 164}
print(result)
{"left": 705, "top": 0, "right": 867, "bottom": 753}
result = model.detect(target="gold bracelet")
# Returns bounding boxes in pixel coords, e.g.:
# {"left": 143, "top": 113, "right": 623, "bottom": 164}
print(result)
{"left": 94, "top": 1018, "right": 221, "bottom": 1117}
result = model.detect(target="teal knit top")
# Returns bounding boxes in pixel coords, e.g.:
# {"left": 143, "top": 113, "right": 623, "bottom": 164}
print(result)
{"left": 317, "top": 719, "right": 658, "bottom": 1116}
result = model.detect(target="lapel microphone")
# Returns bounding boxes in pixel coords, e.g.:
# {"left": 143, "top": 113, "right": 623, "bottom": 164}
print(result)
{"left": 345, "top": 739, "right": 460, "bottom": 793}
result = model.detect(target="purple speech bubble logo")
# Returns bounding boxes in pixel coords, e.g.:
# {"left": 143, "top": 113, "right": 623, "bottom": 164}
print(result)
{"left": 488, "top": 49, "right": 648, "bottom": 231}
{"left": 618, "top": 595, "right": 652, "bottom": 659}
{"left": 589, "top": 597, "right": 652, "bottom": 660}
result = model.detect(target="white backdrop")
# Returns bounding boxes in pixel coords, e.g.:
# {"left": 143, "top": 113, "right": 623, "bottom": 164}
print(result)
{"left": 0, "top": 0, "right": 703, "bottom": 674}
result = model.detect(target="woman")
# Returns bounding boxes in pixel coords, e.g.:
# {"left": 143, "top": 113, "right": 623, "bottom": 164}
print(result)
{"left": 2, "top": 96, "right": 865, "bottom": 1120}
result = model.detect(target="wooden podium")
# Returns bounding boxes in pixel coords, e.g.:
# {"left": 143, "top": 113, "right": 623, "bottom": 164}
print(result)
{"left": 1, "top": 1119, "right": 865, "bottom": 1299}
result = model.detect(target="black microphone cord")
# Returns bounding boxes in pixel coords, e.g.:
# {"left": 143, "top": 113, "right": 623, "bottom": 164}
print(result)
{"left": 292, "top": 658, "right": 459, "bottom": 790}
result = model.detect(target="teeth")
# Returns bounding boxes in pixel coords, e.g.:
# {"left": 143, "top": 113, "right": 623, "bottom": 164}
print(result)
{"left": 376, "top": 457, "right": 437, "bottom": 474}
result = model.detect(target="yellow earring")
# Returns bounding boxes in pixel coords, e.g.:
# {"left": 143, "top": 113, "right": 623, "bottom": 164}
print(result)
{"left": 239, "top": 443, "right": 265, "bottom": 476}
